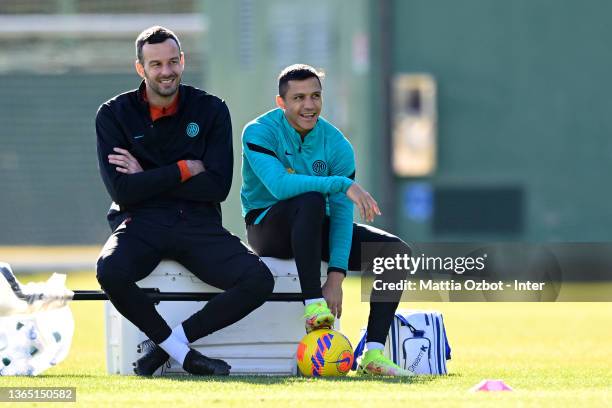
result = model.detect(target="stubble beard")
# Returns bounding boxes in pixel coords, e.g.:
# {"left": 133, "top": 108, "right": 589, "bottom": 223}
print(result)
{"left": 145, "top": 72, "right": 181, "bottom": 99}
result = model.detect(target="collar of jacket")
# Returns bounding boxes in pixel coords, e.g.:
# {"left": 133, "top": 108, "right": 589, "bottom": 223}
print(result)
{"left": 279, "top": 108, "right": 322, "bottom": 150}
{"left": 135, "top": 80, "right": 188, "bottom": 120}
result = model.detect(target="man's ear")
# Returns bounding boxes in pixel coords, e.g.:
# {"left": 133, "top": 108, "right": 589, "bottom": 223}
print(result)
{"left": 135, "top": 60, "right": 145, "bottom": 78}
{"left": 180, "top": 52, "right": 185, "bottom": 68}
{"left": 275, "top": 95, "right": 285, "bottom": 109}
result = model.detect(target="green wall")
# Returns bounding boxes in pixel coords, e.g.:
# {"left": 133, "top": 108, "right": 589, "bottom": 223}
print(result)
{"left": 386, "top": 0, "right": 612, "bottom": 242}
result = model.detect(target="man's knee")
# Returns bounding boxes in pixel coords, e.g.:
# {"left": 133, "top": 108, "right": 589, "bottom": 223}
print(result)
{"left": 259, "top": 264, "right": 275, "bottom": 297}
{"left": 291, "top": 192, "right": 326, "bottom": 219}
{"left": 372, "top": 231, "right": 412, "bottom": 256}
{"left": 96, "top": 255, "right": 128, "bottom": 292}
{"left": 376, "top": 231, "right": 401, "bottom": 244}
{"left": 375, "top": 234, "right": 411, "bottom": 281}
{"left": 240, "top": 260, "right": 275, "bottom": 299}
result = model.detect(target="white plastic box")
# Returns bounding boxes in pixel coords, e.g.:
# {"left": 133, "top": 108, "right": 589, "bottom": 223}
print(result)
{"left": 105, "top": 258, "right": 335, "bottom": 375}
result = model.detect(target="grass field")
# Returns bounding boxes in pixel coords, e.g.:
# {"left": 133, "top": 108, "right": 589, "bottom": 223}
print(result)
{"left": 3, "top": 272, "right": 611, "bottom": 407}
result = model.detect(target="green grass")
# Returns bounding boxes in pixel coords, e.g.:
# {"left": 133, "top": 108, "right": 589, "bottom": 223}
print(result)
{"left": 3, "top": 272, "right": 611, "bottom": 407}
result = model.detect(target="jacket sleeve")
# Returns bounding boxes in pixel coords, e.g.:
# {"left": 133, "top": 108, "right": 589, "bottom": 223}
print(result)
{"left": 96, "top": 104, "right": 182, "bottom": 207}
{"left": 169, "top": 102, "right": 233, "bottom": 203}
{"left": 242, "top": 124, "right": 353, "bottom": 200}
{"left": 327, "top": 136, "right": 356, "bottom": 273}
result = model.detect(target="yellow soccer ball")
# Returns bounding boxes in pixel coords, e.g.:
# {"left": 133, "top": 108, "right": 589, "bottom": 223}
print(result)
{"left": 296, "top": 329, "right": 354, "bottom": 377}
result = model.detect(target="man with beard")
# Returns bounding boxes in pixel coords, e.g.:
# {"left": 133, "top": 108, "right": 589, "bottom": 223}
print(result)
{"left": 95, "top": 26, "right": 274, "bottom": 376}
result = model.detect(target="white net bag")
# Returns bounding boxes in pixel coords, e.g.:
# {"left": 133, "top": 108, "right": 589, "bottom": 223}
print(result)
{"left": 0, "top": 262, "right": 75, "bottom": 375}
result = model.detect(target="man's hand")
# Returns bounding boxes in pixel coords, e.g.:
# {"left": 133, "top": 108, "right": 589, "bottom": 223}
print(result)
{"left": 346, "top": 182, "right": 381, "bottom": 222}
{"left": 185, "top": 159, "right": 205, "bottom": 176}
{"left": 108, "top": 148, "right": 143, "bottom": 174}
{"left": 322, "top": 271, "right": 345, "bottom": 318}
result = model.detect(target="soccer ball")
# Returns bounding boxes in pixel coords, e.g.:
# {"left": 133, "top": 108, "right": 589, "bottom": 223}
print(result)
{"left": 296, "top": 329, "right": 354, "bottom": 377}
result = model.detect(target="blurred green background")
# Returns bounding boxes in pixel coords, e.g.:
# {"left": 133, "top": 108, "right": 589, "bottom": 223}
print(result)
{"left": 1, "top": 0, "right": 611, "bottom": 248}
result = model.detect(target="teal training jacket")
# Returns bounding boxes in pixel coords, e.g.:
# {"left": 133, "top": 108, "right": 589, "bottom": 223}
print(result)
{"left": 241, "top": 108, "right": 355, "bottom": 272}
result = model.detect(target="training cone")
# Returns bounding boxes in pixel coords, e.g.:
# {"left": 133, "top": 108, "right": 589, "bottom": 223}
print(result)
{"left": 470, "top": 379, "right": 513, "bottom": 392}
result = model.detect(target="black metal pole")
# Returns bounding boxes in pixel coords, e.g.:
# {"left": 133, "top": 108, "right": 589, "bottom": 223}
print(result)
{"left": 72, "top": 290, "right": 304, "bottom": 302}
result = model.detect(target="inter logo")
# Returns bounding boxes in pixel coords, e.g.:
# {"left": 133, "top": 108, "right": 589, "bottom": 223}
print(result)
{"left": 186, "top": 122, "right": 199, "bottom": 138}
{"left": 312, "top": 160, "right": 327, "bottom": 175}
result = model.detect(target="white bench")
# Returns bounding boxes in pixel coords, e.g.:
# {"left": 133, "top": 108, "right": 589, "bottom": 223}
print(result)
{"left": 105, "top": 257, "right": 337, "bottom": 375}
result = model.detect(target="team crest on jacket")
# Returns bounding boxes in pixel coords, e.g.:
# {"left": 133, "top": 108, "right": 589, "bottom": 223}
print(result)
{"left": 186, "top": 122, "right": 200, "bottom": 138}
{"left": 312, "top": 160, "right": 327, "bottom": 175}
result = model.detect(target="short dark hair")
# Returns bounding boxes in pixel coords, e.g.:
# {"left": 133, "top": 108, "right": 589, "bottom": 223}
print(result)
{"left": 135, "top": 26, "right": 181, "bottom": 64}
{"left": 278, "top": 64, "right": 324, "bottom": 98}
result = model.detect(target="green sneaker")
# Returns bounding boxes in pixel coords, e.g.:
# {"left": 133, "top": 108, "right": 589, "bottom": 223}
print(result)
{"left": 357, "top": 349, "right": 414, "bottom": 376}
{"left": 303, "top": 301, "right": 335, "bottom": 333}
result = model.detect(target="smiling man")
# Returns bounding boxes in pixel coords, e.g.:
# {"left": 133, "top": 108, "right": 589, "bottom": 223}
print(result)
{"left": 241, "top": 64, "right": 413, "bottom": 376}
{"left": 95, "top": 26, "right": 274, "bottom": 377}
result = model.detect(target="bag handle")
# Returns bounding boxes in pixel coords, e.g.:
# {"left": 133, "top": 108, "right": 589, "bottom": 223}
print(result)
{"left": 395, "top": 314, "right": 425, "bottom": 337}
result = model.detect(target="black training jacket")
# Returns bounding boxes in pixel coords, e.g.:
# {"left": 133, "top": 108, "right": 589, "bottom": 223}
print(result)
{"left": 96, "top": 81, "right": 233, "bottom": 229}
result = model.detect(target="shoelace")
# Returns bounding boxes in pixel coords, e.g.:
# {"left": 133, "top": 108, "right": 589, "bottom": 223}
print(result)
{"left": 137, "top": 339, "right": 157, "bottom": 354}
{"left": 159, "top": 360, "right": 171, "bottom": 376}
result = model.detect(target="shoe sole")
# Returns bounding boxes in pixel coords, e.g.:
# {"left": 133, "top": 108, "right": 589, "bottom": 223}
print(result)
{"left": 184, "top": 361, "right": 231, "bottom": 376}
{"left": 357, "top": 365, "right": 414, "bottom": 377}
{"left": 211, "top": 367, "right": 231, "bottom": 376}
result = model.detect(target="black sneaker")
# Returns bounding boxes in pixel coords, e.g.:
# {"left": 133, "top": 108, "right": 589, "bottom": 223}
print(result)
{"left": 182, "top": 349, "right": 231, "bottom": 376}
{"left": 133, "top": 339, "right": 170, "bottom": 376}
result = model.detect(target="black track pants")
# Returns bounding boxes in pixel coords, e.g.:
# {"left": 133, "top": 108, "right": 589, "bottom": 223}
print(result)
{"left": 97, "top": 213, "right": 274, "bottom": 345}
{"left": 246, "top": 192, "right": 411, "bottom": 344}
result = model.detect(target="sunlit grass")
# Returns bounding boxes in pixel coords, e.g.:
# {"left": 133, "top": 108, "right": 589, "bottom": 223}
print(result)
{"left": 4, "top": 272, "right": 611, "bottom": 407}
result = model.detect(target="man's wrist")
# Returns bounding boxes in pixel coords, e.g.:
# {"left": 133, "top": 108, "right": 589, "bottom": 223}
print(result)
{"left": 327, "top": 267, "right": 347, "bottom": 277}
{"left": 341, "top": 178, "right": 354, "bottom": 193}
{"left": 177, "top": 160, "right": 192, "bottom": 182}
